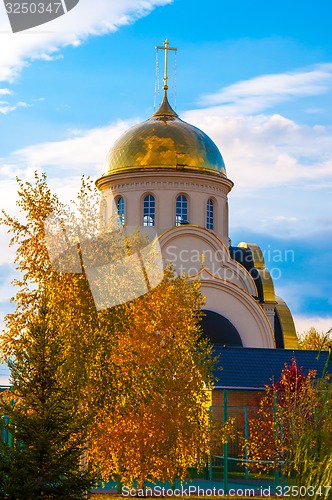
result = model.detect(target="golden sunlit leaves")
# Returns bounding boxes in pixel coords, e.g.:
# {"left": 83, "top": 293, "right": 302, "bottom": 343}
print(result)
{"left": 88, "top": 269, "right": 217, "bottom": 487}
{"left": 1, "top": 172, "right": 221, "bottom": 489}
{"left": 298, "top": 326, "right": 332, "bottom": 351}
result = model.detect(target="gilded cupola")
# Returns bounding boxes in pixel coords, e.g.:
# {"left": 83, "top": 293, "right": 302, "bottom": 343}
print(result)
{"left": 98, "top": 39, "right": 226, "bottom": 180}
{"left": 104, "top": 92, "right": 226, "bottom": 177}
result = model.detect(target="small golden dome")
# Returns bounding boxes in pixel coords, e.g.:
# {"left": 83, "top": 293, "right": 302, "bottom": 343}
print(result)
{"left": 106, "top": 93, "right": 226, "bottom": 177}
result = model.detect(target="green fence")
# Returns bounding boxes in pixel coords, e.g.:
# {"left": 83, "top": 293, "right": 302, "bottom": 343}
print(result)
{"left": 209, "top": 390, "right": 287, "bottom": 494}
{"left": 0, "top": 386, "right": 287, "bottom": 495}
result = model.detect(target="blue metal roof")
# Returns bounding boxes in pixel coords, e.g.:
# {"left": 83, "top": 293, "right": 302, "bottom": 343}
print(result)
{"left": 212, "top": 346, "right": 332, "bottom": 389}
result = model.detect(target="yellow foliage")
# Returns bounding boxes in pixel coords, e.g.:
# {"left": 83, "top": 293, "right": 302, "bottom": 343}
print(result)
{"left": 298, "top": 326, "right": 332, "bottom": 351}
{"left": 1, "top": 173, "right": 219, "bottom": 488}
{"left": 88, "top": 270, "right": 216, "bottom": 487}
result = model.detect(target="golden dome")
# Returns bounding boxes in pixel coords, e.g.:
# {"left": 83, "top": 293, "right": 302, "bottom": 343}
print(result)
{"left": 105, "top": 93, "right": 226, "bottom": 177}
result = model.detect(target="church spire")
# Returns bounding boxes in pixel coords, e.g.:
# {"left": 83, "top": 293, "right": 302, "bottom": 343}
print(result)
{"left": 154, "top": 39, "right": 178, "bottom": 118}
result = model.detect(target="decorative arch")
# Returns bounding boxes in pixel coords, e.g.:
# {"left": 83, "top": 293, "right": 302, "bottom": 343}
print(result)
{"left": 200, "top": 279, "right": 275, "bottom": 348}
{"left": 159, "top": 225, "right": 258, "bottom": 296}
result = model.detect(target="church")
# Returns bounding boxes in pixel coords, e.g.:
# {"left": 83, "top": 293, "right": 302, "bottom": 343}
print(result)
{"left": 96, "top": 41, "right": 298, "bottom": 354}
{"left": 94, "top": 42, "right": 332, "bottom": 403}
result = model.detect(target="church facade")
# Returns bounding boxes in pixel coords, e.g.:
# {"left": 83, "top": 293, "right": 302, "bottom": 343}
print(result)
{"left": 96, "top": 85, "right": 298, "bottom": 351}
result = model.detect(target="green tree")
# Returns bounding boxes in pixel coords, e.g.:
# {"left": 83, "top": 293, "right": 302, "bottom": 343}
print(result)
{"left": 290, "top": 378, "right": 332, "bottom": 499}
{"left": 298, "top": 327, "right": 332, "bottom": 351}
{"left": 0, "top": 300, "right": 95, "bottom": 499}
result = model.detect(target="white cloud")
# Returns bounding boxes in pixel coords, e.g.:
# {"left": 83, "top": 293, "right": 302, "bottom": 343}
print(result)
{"left": 2, "top": 118, "right": 137, "bottom": 177}
{"left": 183, "top": 71, "right": 332, "bottom": 237}
{"left": 1, "top": 105, "right": 331, "bottom": 240}
{"left": 0, "top": 99, "right": 29, "bottom": 114}
{"left": 0, "top": 267, "right": 18, "bottom": 303}
{"left": 0, "top": 103, "right": 15, "bottom": 114}
{"left": 9, "top": 107, "right": 330, "bottom": 194}
{"left": 197, "top": 63, "right": 332, "bottom": 115}
{"left": 0, "top": 228, "right": 16, "bottom": 266}
{"left": 0, "top": 0, "right": 172, "bottom": 82}
{"left": 272, "top": 215, "right": 299, "bottom": 224}
{"left": 294, "top": 315, "right": 332, "bottom": 335}
{"left": 182, "top": 111, "right": 332, "bottom": 193}
{"left": 0, "top": 88, "right": 11, "bottom": 95}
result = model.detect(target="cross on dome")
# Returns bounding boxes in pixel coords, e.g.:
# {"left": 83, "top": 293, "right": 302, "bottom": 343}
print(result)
{"left": 155, "top": 39, "right": 177, "bottom": 91}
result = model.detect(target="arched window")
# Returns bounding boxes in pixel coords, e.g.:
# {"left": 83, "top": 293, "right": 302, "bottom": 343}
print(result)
{"left": 175, "top": 195, "right": 188, "bottom": 226}
{"left": 206, "top": 198, "right": 214, "bottom": 230}
{"left": 143, "top": 195, "right": 155, "bottom": 226}
{"left": 117, "top": 197, "right": 125, "bottom": 226}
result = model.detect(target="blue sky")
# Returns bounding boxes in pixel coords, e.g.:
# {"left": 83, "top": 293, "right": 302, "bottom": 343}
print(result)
{"left": 1, "top": 0, "right": 332, "bottom": 381}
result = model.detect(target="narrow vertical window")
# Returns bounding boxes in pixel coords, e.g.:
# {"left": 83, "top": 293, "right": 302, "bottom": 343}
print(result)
{"left": 206, "top": 198, "right": 214, "bottom": 230}
{"left": 100, "top": 199, "right": 108, "bottom": 224}
{"left": 175, "top": 195, "right": 188, "bottom": 226}
{"left": 117, "top": 197, "right": 125, "bottom": 226}
{"left": 143, "top": 195, "right": 155, "bottom": 226}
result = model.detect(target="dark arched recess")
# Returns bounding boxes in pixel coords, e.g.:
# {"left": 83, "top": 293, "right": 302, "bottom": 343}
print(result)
{"left": 201, "top": 310, "right": 243, "bottom": 346}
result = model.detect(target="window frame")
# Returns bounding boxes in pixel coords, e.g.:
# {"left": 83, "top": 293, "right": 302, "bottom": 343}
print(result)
{"left": 175, "top": 194, "right": 189, "bottom": 226}
{"left": 116, "top": 196, "right": 125, "bottom": 226}
{"left": 143, "top": 194, "right": 156, "bottom": 227}
{"left": 206, "top": 198, "right": 214, "bottom": 230}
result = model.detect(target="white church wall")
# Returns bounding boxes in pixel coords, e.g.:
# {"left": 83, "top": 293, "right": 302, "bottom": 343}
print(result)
{"left": 159, "top": 226, "right": 258, "bottom": 297}
{"left": 200, "top": 280, "right": 275, "bottom": 348}
{"left": 97, "top": 170, "right": 233, "bottom": 246}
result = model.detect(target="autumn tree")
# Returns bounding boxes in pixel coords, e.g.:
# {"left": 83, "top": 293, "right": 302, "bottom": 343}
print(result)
{"left": 0, "top": 173, "right": 126, "bottom": 421}
{"left": 243, "top": 359, "right": 318, "bottom": 475}
{"left": 1, "top": 172, "right": 226, "bottom": 489}
{"left": 0, "top": 300, "right": 95, "bottom": 499}
{"left": 0, "top": 173, "right": 148, "bottom": 490}
{"left": 244, "top": 358, "right": 332, "bottom": 498}
{"left": 298, "top": 326, "right": 332, "bottom": 351}
{"left": 289, "top": 377, "right": 332, "bottom": 499}
{"left": 87, "top": 269, "right": 224, "bottom": 488}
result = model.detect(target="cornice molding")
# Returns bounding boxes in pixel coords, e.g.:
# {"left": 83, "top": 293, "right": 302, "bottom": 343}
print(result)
{"left": 96, "top": 170, "right": 234, "bottom": 195}
{"left": 99, "top": 179, "right": 232, "bottom": 196}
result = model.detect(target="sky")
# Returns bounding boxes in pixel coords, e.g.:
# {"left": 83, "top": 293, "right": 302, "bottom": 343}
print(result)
{"left": 1, "top": 0, "right": 332, "bottom": 381}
